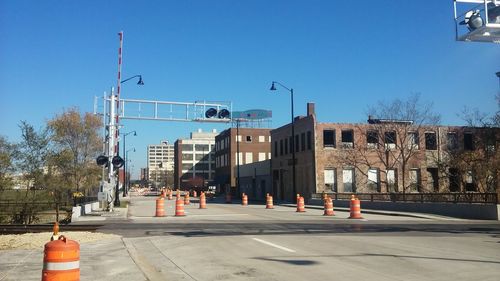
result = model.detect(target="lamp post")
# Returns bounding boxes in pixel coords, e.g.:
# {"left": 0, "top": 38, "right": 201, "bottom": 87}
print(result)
{"left": 125, "top": 147, "right": 135, "bottom": 197}
{"left": 114, "top": 75, "right": 143, "bottom": 207}
{"left": 236, "top": 119, "right": 241, "bottom": 196}
{"left": 270, "top": 81, "right": 296, "bottom": 203}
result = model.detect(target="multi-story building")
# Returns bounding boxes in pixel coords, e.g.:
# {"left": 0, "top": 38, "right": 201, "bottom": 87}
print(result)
{"left": 140, "top": 168, "right": 148, "bottom": 181}
{"left": 174, "top": 129, "right": 218, "bottom": 191}
{"left": 214, "top": 127, "right": 272, "bottom": 199}
{"left": 271, "top": 103, "right": 499, "bottom": 201}
{"left": 147, "top": 141, "right": 174, "bottom": 189}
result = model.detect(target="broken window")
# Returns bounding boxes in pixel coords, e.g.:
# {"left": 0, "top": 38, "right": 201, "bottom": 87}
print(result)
{"left": 426, "top": 168, "right": 439, "bottom": 192}
{"left": 425, "top": 132, "right": 437, "bottom": 150}
{"left": 367, "top": 130, "right": 378, "bottom": 149}
{"left": 367, "top": 168, "right": 379, "bottom": 192}
{"left": 409, "top": 169, "right": 421, "bottom": 192}
{"left": 341, "top": 130, "right": 354, "bottom": 148}
{"left": 464, "top": 133, "right": 474, "bottom": 150}
{"left": 449, "top": 168, "right": 460, "bottom": 192}
{"left": 408, "top": 132, "right": 419, "bottom": 149}
{"left": 323, "top": 130, "right": 336, "bottom": 148}
{"left": 447, "top": 133, "right": 458, "bottom": 150}
{"left": 385, "top": 131, "right": 396, "bottom": 150}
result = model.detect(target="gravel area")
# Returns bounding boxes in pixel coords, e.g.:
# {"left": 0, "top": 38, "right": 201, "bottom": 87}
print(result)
{"left": 0, "top": 232, "right": 120, "bottom": 250}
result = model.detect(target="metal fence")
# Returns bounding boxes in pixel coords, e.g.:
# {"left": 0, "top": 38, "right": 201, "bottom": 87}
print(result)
{"left": 313, "top": 192, "right": 498, "bottom": 204}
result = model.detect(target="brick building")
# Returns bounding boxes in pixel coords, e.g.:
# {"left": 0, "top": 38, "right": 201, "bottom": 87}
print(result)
{"left": 214, "top": 127, "right": 272, "bottom": 199}
{"left": 271, "top": 103, "right": 499, "bottom": 201}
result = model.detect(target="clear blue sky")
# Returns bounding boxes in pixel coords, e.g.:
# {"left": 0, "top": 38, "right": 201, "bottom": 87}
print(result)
{"left": 1, "top": 0, "right": 499, "bottom": 179}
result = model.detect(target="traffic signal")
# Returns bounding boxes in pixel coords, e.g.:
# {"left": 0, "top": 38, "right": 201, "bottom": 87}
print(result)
{"left": 205, "top": 108, "right": 230, "bottom": 119}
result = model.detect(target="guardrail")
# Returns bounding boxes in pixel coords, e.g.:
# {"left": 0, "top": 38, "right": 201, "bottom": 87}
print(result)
{"left": 313, "top": 192, "right": 498, "bottom": 204}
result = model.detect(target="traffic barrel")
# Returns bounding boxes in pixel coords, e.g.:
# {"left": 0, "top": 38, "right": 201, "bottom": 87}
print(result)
{"left": 348, "top": 195, "right": 363, "bottom": 219}
{"left": 296, "top": 193, "right": 300, "bottom": 204}
{"left": 323, "top": 196, "right": 334, "bottom": 216}
{"left": 42, "top": 235, "right": 80, "bottom": 281}
{"left": 50, "top": 222, "right": 60, "bottom": 241}
{"left": 155, "top": 197, "right": 165, "bottom": 217}
{"left": 242, "top": 193, "right": 248, "bottom": 206}
{"left": 160, "top": 190, "right": 166, "bottom": 198}
{"left": 175, "top": 198, "right": 186, "bottom": 216}
{"left": 184, "top": 193, "right": 190, "bottom": 205}
{"left": 199, "top": 192, "right": 207, "bottom": 209}
{"left": 296, "top": 196, "right": 306, "bottom": 212}
{"left": 266, "top": 195, "right": 274, "bottom": 209}
{"left": 226, "top": 193, "right": 232, "bottom": 203}
{"left": 176, "top": 189, "right": 180, "bottom": 199}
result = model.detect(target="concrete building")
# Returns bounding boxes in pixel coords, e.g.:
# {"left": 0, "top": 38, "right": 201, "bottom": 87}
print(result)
{"left": 140, "top": 168, "right": 148, "bottom": 181}
{"left": 147, "top": 141, "right": 174, "bottom": 189}
{"left": 271, "top": 103, "right": 499, "bottom": 201}
{"left": 174, "top": 129, "right": 218, "bottom": 191}
{"left": 214, "top": 127, "right": 272, "bottom": 199}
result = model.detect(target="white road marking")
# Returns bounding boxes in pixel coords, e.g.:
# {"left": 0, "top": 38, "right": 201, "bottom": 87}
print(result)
{"left": 252, "top": 238, "right": 296, "bottom": 253}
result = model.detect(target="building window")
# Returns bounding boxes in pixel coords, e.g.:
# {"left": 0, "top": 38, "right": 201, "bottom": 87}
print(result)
{"left": 307, "top": 131, "right": 312, "bottom": 150}
{"left": 425, "top": 132, "right": 437, "bottom": 150}
{"left": 409, "top": 169, "right": 421, "bottom": 192}
{"left": 181, "top": 154, "right": 193, "bottom": 160}
{"left": 386, "top": 169, "right": 397, "bottom": 192}
{"left": 295, "top": 135, "right": 299, "bottom": 152}
{"left": 237, "top": 135, "right": 242, "bottom": 142}
{"left": 195, "top": 144, "right": 209, "bottom": 151}
{"left": 449, "top": 168, "right": 460, "bottom": 192}
{"left": 426, "top": 168, "right": 439, "bottom": 192}
{"left": 464, "top": 133, "right": 474, "bottom": 150}
{"left": 289, "top": 136, "right": 293, "bottom": 153}
{"left": 274, "top": 141, "right": 278, "bottom": 157}
{"left": 246, "top": 136, "right": 252, "bottom": 142}
{"left": 323, "top": 130, "right": 336, "bottom": 148}
{"left": 245, "top": 152, "right": 253, "bottom": 164}
{"left": 367, "top": 130, "right": 378, "bottom": 149}
{"left": 236, "top": 152, "right": 243, "bottom": 166}
{"left": 301, "top": 133, "right": 306, "bottom": 151}
{"left": 195, "top": 154, "right": 205, "bottom": 161}
{"left": 367, "top": 168, "right": 379, "bottom": 192}
{"left": 181, "top": 144, "right": 193, "bottom": 151}
{"left": 258, "top": 152, "right": 266, "bottom": 161}
{"left": 284, "top": 138, "right": 288, "bottom": 155}
{"left": 385, "top": 131, "right": 396, "bottom": 150}
{"left": 465, "top": 171, "right": 475, "bottom": 191}
{"left": 341, "top": 130, "right": 354, "bottom": 148}
{"left": 258, "top": 135, "right": 265, "bottom": 142}
{"left": 268, "top": 152, "right": 271, "bottom": 159}
{"left": 324, "top": 169, "right": 337, "bottom": 192}
{"left": 182, "top": 163, "right": 194, "bottom": 170}
{"left": 280, "top": 139, "right": 284, "bottom": 156}
{"left": 447, "top": 133, "right": 458, "bottom": 150}
{"left": 342, "top": 169, "right": 355, "bottom": 192}
{"left": 408, "top": 132, "right": 419, "bottom": 149}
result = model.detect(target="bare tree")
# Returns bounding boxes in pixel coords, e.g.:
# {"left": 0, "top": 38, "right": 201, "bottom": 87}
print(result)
{"left": 339, "top": 93, "right": 440, "bottom": 193}
{"left": 48, "top": 108, "right": 102, "bottom": 193}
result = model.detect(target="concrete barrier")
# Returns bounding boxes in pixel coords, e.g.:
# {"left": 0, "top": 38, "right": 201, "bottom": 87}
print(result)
{"left": 308, "top": 198, "right": 500, "bottom": 220}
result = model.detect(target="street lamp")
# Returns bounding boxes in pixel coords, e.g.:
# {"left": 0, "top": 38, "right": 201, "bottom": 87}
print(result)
{"left": 122, "top": 131, "right": 137, "bottom": 198}
{"left": 114, "top": 75, "right": 143, "bottom": 207}
{"left": 126, "top": 147, "right": 135, "bottom": 196}
{"left": 270, "top": 81, "right": 296, "bottom": 202}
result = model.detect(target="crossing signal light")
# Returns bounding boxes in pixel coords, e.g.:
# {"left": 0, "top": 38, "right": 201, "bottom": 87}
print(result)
{"left": 96, "top": 155, "right": 108, "bottom": 166}
{"left": 112, "top": 156, "right": 124, "bottom": 168}
{"left": 205, "top": 108, "right": 230, "bottom": 119}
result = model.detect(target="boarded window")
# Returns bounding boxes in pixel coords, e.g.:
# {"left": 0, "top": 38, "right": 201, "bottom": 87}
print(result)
{"left": 409, "top": 169, "right": 420, "bottom": 192}
{"left": 323, "top": 130, "right": 336, "bottom": 147}
{"left": 324, "top": 169, "right": 337, "bottom": 192}
{"left": 367, "top": 169, "right": 379, "bottom": 191}
{"left": 387, "top": 169, "right": 397, "bottom": 192}
{"left": 342, "top": 169, "right": 354, "bottom": 192}
{"left": 408, "top": 132, "right": 419, "bottom": 149}
{"left": 258, "top": 152, "right": 266, "bottom": 161}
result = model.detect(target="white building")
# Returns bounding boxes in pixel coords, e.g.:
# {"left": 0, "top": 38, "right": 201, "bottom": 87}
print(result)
{"left": 147, "top": 141, "right": 175, "bottom": 188}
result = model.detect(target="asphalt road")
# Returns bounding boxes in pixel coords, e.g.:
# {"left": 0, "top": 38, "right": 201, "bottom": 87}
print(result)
{"left": 94, "top": 196, "right": 500, "bottom": 281}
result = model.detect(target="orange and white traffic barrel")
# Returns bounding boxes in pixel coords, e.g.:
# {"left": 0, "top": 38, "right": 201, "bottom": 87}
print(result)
{"left": 266, "top": 195, "right": 274, "bottom": 209}
{"left": 175, "top": 199, "right": 185, "bottom": 216}
{"left": 184, "top": 194, "right": 190, "bottom": 205}
{"left": 296, "top": 196, "right": 306, "bottom": 212}
{"left": 242, "top": 193, "right": 248, "bottom": 206}
{"left": 349, "top": 195, "right": 363, "bottom": 219}
{"left": 155, "top": 197, "right": 165, "bottom": 217}
{"left": 199, "top": 192, "right": 207, "bottom": 209}
{"left": 42, "top": 235, "right": 80, "bottom": 281}
{"left": 323, "top": 197, "right": 334, "bottom": 216}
